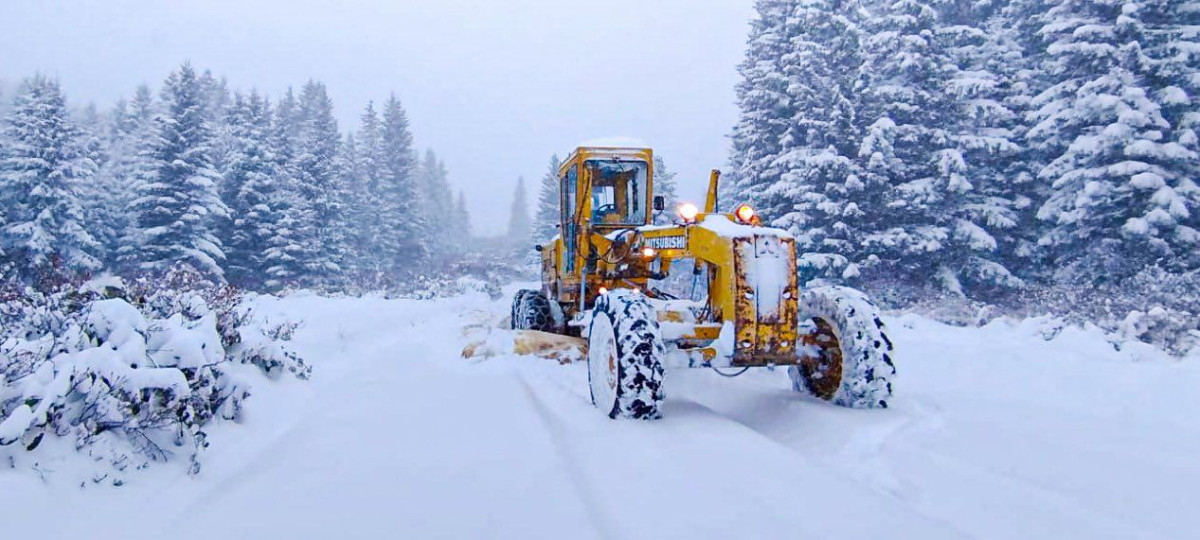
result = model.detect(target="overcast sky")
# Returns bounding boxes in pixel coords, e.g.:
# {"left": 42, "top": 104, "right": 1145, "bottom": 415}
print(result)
{"left": 0, "top": 0, "right": 755, "bottom": 233}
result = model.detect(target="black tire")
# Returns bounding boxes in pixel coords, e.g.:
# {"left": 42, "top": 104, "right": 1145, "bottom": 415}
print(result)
{"left": 511, "top": 289, "right": 554, "bottom": 332}
{"left": 587, "top": 290, "right": 665, "bottom": 419}
{"left": 788, "top": 285, "right": 895, "bottom": 408}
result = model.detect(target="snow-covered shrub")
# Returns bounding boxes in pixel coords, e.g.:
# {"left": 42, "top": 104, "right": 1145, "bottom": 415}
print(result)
{"left": 985, "top": 267, "right": 1200, "bottom": 356}
{"left": 0, "top": 265, "right": 308, "bottom": 483}
{"left": 848, "top": 265, "right": 1199, "bottom": 356}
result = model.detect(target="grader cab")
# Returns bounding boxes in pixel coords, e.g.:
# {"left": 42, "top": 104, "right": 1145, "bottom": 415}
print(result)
{"left": 511, "top": 146, "right": 895, "bottom": 419}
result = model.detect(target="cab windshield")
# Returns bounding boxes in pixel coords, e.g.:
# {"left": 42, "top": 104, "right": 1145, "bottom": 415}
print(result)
{"left": 587, "top": 159, "right": 648, "bottom": 226}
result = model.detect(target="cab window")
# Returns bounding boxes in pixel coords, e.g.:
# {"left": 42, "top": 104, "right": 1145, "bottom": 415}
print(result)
{"left": 561, "top": 164, "right": 579, "bottom": 273}
{"left": 586, "top": 159, "right": 648, "bottom": 225}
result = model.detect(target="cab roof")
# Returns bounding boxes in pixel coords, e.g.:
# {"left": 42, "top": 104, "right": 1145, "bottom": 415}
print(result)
{"left": 560, "top": 146, "right": 653, "bottom": 176}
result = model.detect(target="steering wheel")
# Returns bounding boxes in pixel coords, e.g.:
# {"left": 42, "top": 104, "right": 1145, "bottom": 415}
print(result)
{"left": 594, "top": 203, "right": 617, "bottom": 219}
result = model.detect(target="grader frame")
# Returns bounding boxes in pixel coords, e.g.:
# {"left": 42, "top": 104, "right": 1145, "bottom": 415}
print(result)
{"left": 508, "top": 145, "right": 894, "bottom": 419}
{"left": 535, "top": 146, "right": 808, "bottom": 368}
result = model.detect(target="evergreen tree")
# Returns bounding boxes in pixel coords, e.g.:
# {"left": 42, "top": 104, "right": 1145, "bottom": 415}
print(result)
{"left": 200, "top": 70, "right": 233, "bottom": 175}
{"left": 131, "top": 63, "right": 228, "bottom": 279}
{"left": 353, "top": 101, "right": 386, "bottom": 277}
{"left": 453, "top": 190, "right": 472, "bottom": 242}
{"left": 73, "top": 103, "right": 117, "bottom": 260}
{"left": 292, "top": 80, "right": 349, "bottom": 286}
{"left": 931, "top": 0, "right": 1029, "bottom": 293}
{"left": 727, "top": 0, "right": 795, "bottom": 206}
{"left": 768, "top": 0, "right": 862, "bottom": 245}
{"left": 337, "top": 132, "right": 368, "bottom": 278}
{"left": 378, "top": 95, "right": 425, "bottom": 275}
{"left": 418, "top": 149, "right": 456, "bottom": 261}
{"left": 109, "top": 85, "right": 159, "bottom": 270}
{"left": 533, "top": 154, "right": 561, "bottom": 241}
{"left": 507, "top": 176, "right": 532, "bottom": 247}
{"left": 1144, "top": 0, "right": 1200, "bottom": 271}
{"left": 1029, "top": 0, "right": 1200, "bottom": 284}
{"left": 219, "top": 91, "right": 279, "bottom": 288}
{"left": 271, "top": 88, "right": 301, "bottom": 167}
{"left": 258, "top": 86, "right": 310, "bottom": 288}
{"left": 0, "top": 75, "right": 101, "bottom": 279}
{"left": 652, "top": 155, "right": 679, "bottom": 225}
{"left": 853, "top": 0, "right": 984, "bottom": 294}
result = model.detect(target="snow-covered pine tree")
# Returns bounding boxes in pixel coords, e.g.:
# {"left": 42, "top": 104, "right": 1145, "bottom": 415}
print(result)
{"left": 1029, "top": 0, "right": 1200, "bottom": 285}
{"left": 1143, "top": 0, "right": 1200, "bottom": 273}
{"left": 108, "top": 85, "right": 159, "bottom": 271}
{"left": 651, "top": 155, "right": 680, "bottom": 225}
{"left": 351, "top": 101, "right": 385, "bottom": 278}
{"left": 271, "top": 88, "right": 301, "bottom": 167}
{"left": 974, "top": 0, "right": 1053, "bottom": 284}
{"left": 377, "top": 95, "right": 426, "bottom": 276}
{"left": 0, "top": 75, "right": 102, "bottom": 281}
{"left": 453, "top": 190, "right": 472, "bottom": 242}
{"left": 727, "top": 0, "right": 795, "bottom": 208}
{"left": 854, "top": 0, "right": 981, "bottom": 295}
{"left": 292, "top": 80, "right": 350, "bottom": 287}
{"left": 753, "top": 0, "right": 865, "bottom": 281}
{"left": 200, "top": 70, "right": 233, "bottom": 176}
{"left": 219, "top": 91, "right": 280, "bottom": 288}
{"left": 533, "top": 154, "right": 561, "bottom": 241}
{"left": 258, "top": 93, "right": 307, "bottom": 291}
{"left": 260, "top": 87, "right": 309, "bottom": 288}
{"left": 930, "top": 0, "right": 1028, "bottom": 294}
{"left": 73, "top": 102, "right": 118, "bottom": 262}
{"left": 131, "top": 63, "right": 228, "bottom": 280}
{"left": 419, "top": 150, "right": 455, "bottom": 256}
{"left": 198, "top": 70, "right": 231, "bottom": 122}
{"left": 337, "top": 132, "right": 368, "bottom": 279}
{"left": 507, "top": 176, "right": 532, "bottom": 254}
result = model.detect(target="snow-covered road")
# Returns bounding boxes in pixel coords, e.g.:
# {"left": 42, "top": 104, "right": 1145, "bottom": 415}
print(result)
{"left": 6, "top": 288, "right": 1199, "bottom": 539}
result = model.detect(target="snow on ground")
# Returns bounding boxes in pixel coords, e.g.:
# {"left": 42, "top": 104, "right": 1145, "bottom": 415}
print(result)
{"left": 3, "top": 285, "right": 1198, "bottom": 539}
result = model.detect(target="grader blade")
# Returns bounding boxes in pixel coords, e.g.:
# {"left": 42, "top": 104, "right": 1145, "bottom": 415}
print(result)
{"left": 462, "top": 329, "right": 586, "bottom": 364}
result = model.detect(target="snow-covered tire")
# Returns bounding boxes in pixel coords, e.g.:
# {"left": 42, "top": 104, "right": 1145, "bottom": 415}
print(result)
{"left": 586, "top": 290, "right": 665, "bottom": 419}
{"left": 511, "top": 289, "right": 554, "bottom": 332}
{"left": 789, "top": 285, "right": 895, "bottom": 408}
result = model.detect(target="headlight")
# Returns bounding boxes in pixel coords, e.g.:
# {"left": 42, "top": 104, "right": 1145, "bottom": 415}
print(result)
{"left": 734, "top": 203, "right": 756, "bottom": 224}
{"left": 678, "top": 203, "right": 700, "bottom": 223}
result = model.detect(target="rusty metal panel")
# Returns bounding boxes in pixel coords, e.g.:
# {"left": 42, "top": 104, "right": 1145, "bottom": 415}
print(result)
{"left": 728, "top": 234, "right": 803, "bottom": 366}
{"left": 732, "top": 237, "right": 757, "bottom": 365}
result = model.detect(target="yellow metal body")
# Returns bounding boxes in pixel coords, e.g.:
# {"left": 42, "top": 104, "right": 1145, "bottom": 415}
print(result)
{"left": 538, "top": 146, "right": 800, "bottom": 367}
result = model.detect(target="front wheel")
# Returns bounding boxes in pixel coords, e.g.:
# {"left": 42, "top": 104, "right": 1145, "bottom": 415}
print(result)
{"left": 788, "top": 286, "right": 895, "bottom": 408}
{"left": 587, "top": 290, "right": 665, "bottom": 419}
{"left": 511, "top": 289, "right": 554, "bottom": 332}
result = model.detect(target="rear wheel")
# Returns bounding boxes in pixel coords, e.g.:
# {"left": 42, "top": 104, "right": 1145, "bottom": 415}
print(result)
{"left": 511, "top": 289, "right": 554, "bottom": 332}
{"left": 587, "top": 290, "right": 665, "bottom": 419}
{"left": 788, "top": 286, "right": 895, "bottom": 408}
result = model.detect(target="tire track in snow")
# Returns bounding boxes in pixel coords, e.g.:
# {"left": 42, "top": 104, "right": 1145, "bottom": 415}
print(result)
{"left": 667, "top": 369, "right": 917, "bottom": 497}
{"left": 504, "top": 352, "right": 968, "bottom": 538}
{"left": 888, "top": 441, "right": 1169, "bottom": 539}
{"left": 665, "top": 394, "right": 973, "bottom": 538}
{"left": 515, "top": 372, "right": 612, "bottom": 540}
{"left": 672, "top": 373, "right": 1164, "bottom": 538}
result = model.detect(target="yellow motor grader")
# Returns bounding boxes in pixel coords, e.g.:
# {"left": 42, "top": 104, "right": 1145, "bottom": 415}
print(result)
{"left": 511, "top": 146, "right": 895, "bottom": 419}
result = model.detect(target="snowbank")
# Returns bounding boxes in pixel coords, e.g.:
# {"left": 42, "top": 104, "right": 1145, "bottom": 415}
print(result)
{"left": 0, "top": 272, "right": 309, "bottom": 484}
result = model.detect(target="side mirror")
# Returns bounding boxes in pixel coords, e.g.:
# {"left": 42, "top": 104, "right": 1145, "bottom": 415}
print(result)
{"left": 534, "top": 244, "right": 544, "bottom": 252}
{"left": 653, "top": 196, "right": 665, "bottom": 211}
